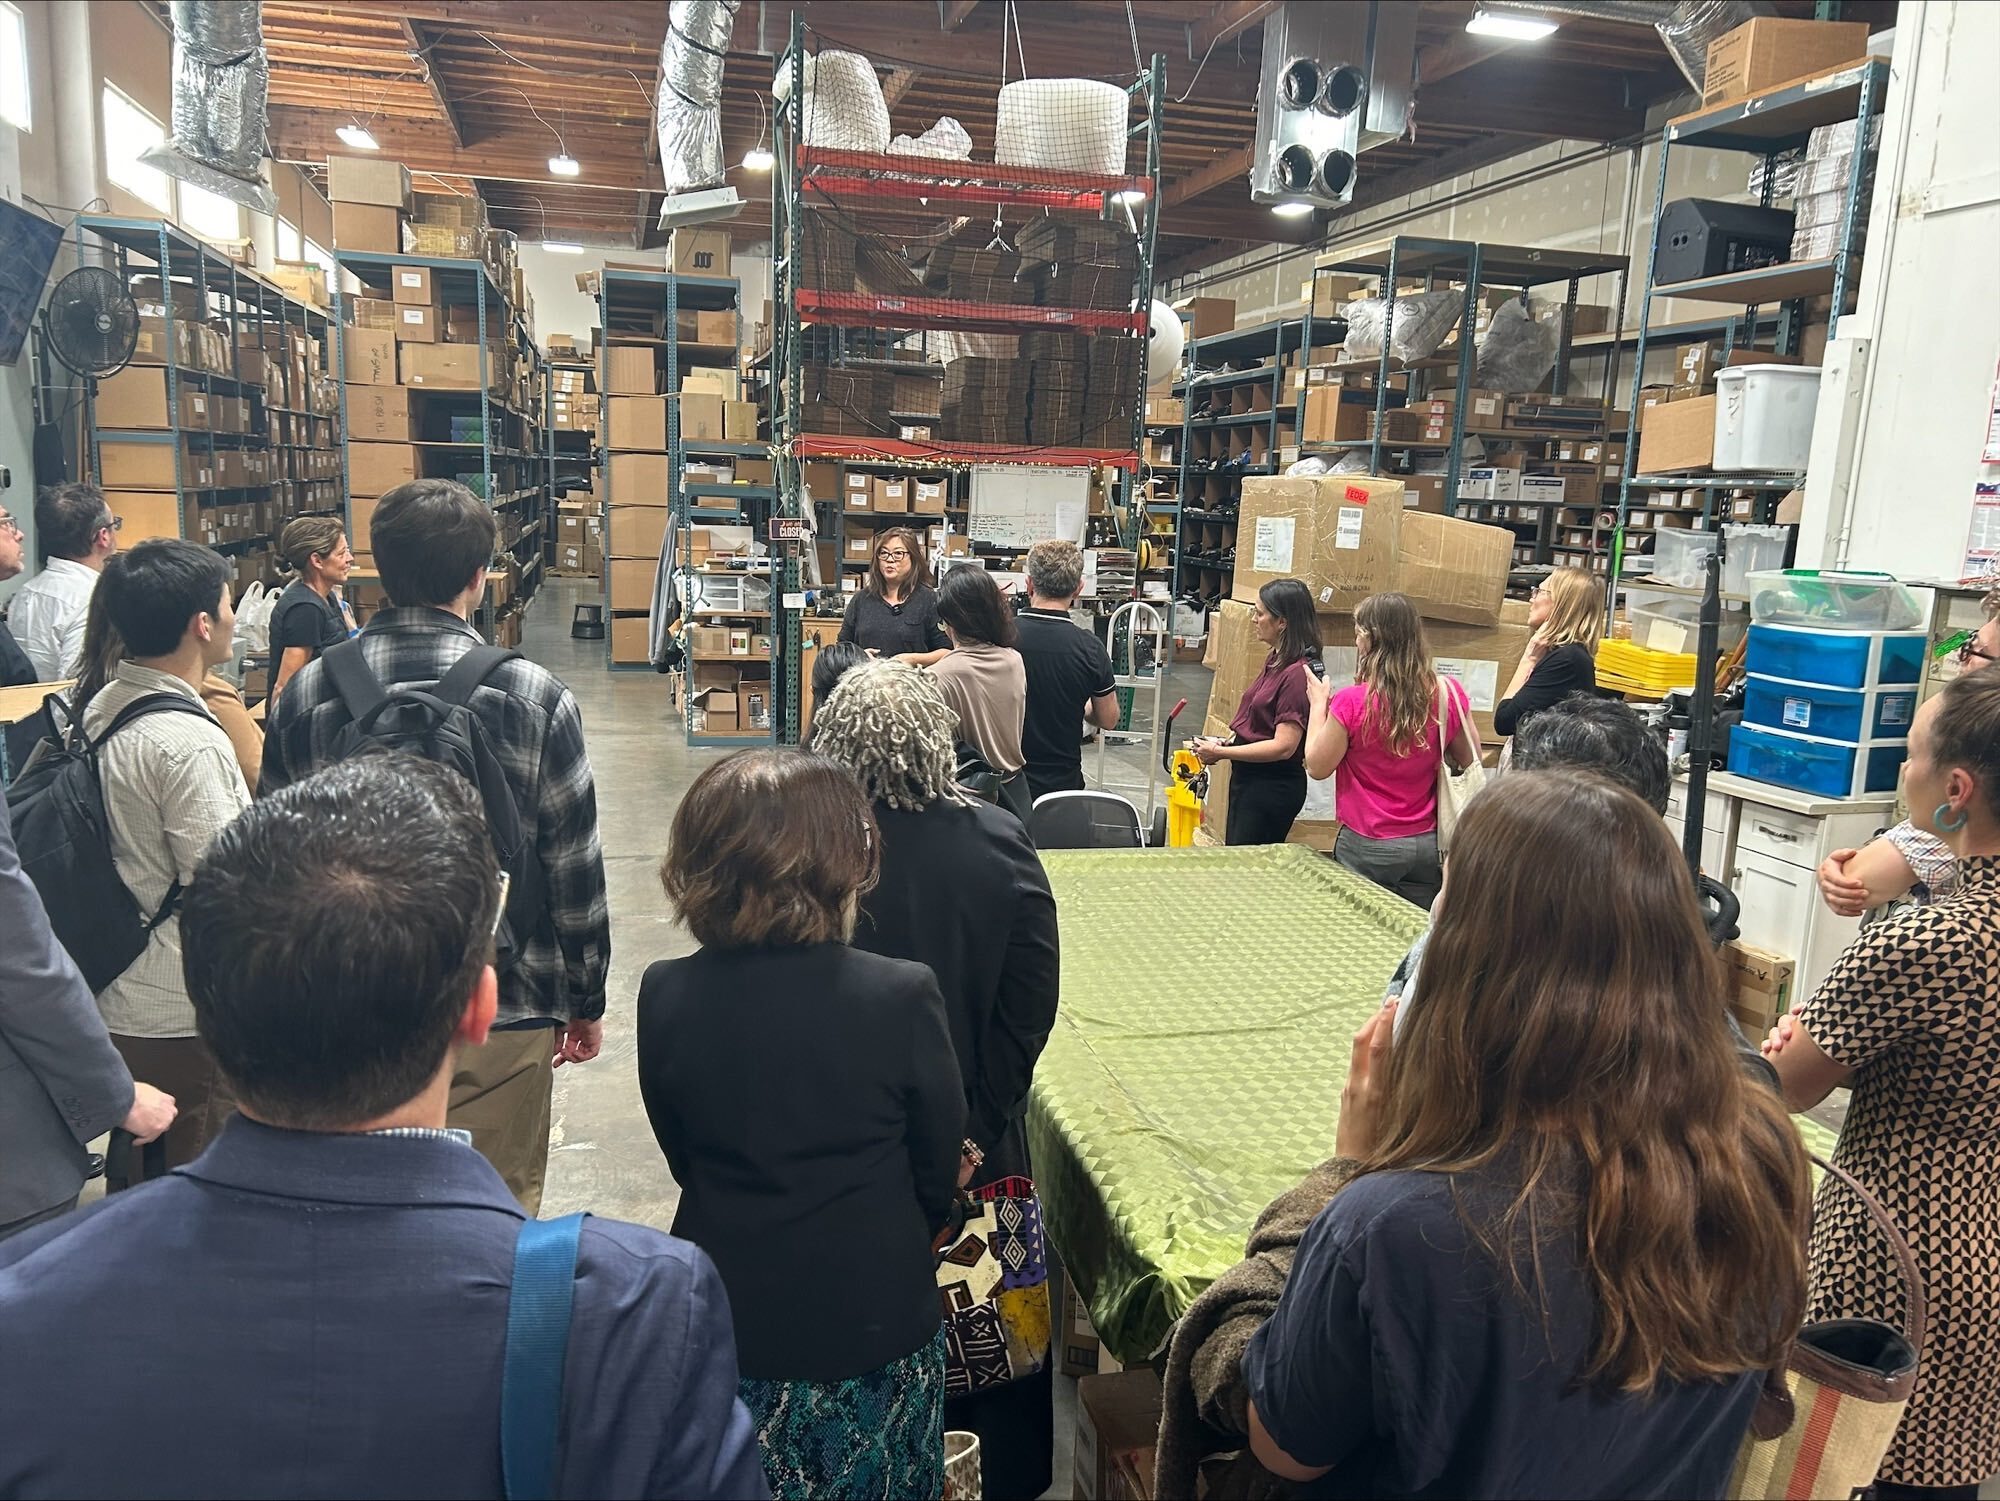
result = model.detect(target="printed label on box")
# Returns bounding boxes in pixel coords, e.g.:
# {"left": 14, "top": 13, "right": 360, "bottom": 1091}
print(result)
{"left": 1473, "top": 397, "right": 1499, "bottom": 416}
{"left": 401, "top": 308, "right": 425, "bottom": 323}
{"left": 398, "top": 271, "right": 422, "bottom": 287}
{"left": 1882, "top": 694, "right": 1913, "bottom": 728}
{"left": 1783, "top": 697, "right": 1812, "bottom": 729}
{"left": 1253, "top": 515, "right": 1296, "bottom": 572}
{"left": 1343, "top": 484, "right": 1371, "bottom": 503}
{"left": 1436, "top": 657, "right": 1500, "bottom": 712}
{"left": 1333, "top": 506, "right": 1365, "bottom": 551}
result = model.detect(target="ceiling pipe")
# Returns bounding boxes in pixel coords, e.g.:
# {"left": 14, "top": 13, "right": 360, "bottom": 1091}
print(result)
{"left": 140, "top": 0, "right": 278, "bottom": 215}
{"left": 657, "top": 0, "right": 742, "bottom": 195}
{"left": 1481, "top": 0, "right": 1775, "bottom": 89}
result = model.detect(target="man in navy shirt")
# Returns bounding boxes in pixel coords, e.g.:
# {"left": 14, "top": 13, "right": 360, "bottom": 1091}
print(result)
{"left": 0, "top": 752, "right": 768, "bottom": 1500}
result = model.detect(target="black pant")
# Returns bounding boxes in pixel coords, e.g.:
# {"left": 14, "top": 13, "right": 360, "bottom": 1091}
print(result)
{"left": 1226, "top": 760, "right": 1308, "bottom": 845}
{"left": 1871, "top": 1484, "right": 1981, "bottom": 1500}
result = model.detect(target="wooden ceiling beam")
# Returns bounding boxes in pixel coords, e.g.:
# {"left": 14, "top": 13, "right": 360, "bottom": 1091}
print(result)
{"left": 940, "top": 0, "right": 981, "bottom": 29}
{"left": 401, "top": 19, "right": 467, "bottom": 147}
{"left": 1188, "top": 0, "right": 1275, "bottom": 60}
{"left": 1165, "top": 145, "right": 1253, "bottom": 209}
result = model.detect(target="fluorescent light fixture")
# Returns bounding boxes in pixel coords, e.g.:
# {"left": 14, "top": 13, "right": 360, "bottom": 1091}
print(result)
{"left": 1272, "top": 200, "right": 1317, "bottom": 218}
{"left": 742, "top": 146, "right": 775, "bottom": 171}
{"left": 542, "top": 241, "right": 585, "bottom": 254}
{"left": 1112, "top": 188, "right": 1148, "bottom": 206}
{"left": 1466, "top": 6, "right": 1559, "bottom": 40}
{"left": 548, "top": 153, "right": 581, "bottom": 177}
{"left": 335, "top": 124, "right": 379, "bottom": 150}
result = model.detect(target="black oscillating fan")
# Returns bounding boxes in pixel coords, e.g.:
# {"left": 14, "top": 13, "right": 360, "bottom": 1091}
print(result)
{"left": 43, "top": 266, "right": 140, "bottom": 378}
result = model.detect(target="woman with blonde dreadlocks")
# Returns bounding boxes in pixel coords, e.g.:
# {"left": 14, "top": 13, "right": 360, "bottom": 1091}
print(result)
{"left": 811, "top": 660, "right": 1063, "bottom": 1499}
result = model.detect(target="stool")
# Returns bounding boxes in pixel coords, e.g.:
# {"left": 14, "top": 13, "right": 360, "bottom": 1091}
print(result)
{"left": 571, "top": 603, "right": 605, "bottom": 640}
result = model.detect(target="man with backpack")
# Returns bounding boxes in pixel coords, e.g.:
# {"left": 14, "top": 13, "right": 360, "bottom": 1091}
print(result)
{"left": 262, "top": 480, "right": 610, "bottom": 1213}
{"left": 80, "top": 540, "right": 250, "bottom": 1175}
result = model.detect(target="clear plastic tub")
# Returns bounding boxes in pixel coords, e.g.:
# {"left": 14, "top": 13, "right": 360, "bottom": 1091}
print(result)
{"left": 1745, "top": 623, "right": 1927, "bottom": 689}
{"left": 1625, "top": 584, "right": 1747, "bottom": 653}
{"left": 1713, "top": 364, "right": 1822, "bottom": 472}
{"left": 1721, "top": 525, "right": 1789, "bottom": 595}
{"left": 1743, "top": 674, "right": 1919, "bottom": 743}
{"left": 1745, "top": 569, "right": 1924, "bottom": 631}
{"left": 1727, "top": 721, "right": 1908, "bottom": 799}
{"left": 1651, "top": 528, "right": 1720, "bottom": 588}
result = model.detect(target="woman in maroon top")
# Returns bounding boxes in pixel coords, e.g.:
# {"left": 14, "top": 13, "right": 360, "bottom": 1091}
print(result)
{"left": 1195, "top": 579, "right": 1321, "bottom": 845}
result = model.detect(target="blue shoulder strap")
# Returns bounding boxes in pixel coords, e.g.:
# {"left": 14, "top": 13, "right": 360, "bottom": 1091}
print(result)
{"left": 502, "top": 1212, "right": 587, "bottom": 1501}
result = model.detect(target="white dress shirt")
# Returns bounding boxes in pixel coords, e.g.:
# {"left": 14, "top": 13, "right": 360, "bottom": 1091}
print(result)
{"left": 10, "top": 557, "right": 99, "bottom": 680}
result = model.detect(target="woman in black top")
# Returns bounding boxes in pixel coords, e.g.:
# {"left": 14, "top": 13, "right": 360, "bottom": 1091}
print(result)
{"left": 266, "top": 516, "right": 356, "bottom": 702}
{"left": 838, "top": 526, "right": 950, "bottom": 665}
{"left": 1493, "top": 566, "right": 1599, "bottom": 739}
{"left": 640, "top": 748, "right": 963, "bottom": 1500}
{"left": 812, "top": 659, "right": 1062, "bottom": 1500}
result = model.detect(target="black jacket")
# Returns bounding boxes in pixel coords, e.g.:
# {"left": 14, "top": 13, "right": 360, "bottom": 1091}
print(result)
{"left": 637, "top": 941, "right": 963, "bottom": 1382}
{"left": 853, "top": 796, "right": 1061, "bottom": 1183}
{"left": 0, "top": 621, "right": 35, "bottom": 687}
{"left": 1494, "top": 641, "right": 1598, "bottom": 737}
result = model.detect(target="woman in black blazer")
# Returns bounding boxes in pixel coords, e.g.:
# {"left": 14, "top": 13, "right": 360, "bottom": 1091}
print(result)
{"left": 639, "top": 748, "right": 964, "bottom": 1501}
{"left": 811, "top": 659, "right": 1063, "bottom": 1501}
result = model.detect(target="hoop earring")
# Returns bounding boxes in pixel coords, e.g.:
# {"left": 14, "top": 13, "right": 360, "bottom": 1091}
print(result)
{"left": 1932, "top": 801, "right": 1969, "bottom": 835}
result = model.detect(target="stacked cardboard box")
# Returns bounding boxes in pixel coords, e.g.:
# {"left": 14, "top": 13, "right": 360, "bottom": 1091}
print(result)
{"left": 329, "top": 156, "right": 412, "bottom": 255}
{"left": 796, "top": 215, "right": 859, "bottom": 293}
{"left": 800, "top": 361, "right": 894, "bottom": 437}
{"left": 922, "top": 244, "right": 1024, "bottom": 304}
{"left": 409, "top": 190, "right": 485, "bottom": 260}
{"left": 937, "top": 358, "right": 1021, "bottom": 444}
{"left": 1018, "top": 220, "right": 1139, "bottom": 310}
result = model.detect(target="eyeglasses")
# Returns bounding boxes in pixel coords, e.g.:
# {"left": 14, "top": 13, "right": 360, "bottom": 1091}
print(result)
{"left": 100, "top": 515, "right": 123, "bottom": 534}
{"left": 1532, "top": 584, "right": 1553, "bottom": 599}
{"left": 1958, "top": 637, "right": 1997, "bottom": 667}
{"left": 877, "top": 550, "right": 910, "bottom": 562}
{"left": 0, "top": 510, "right": 19, "bottom": 537}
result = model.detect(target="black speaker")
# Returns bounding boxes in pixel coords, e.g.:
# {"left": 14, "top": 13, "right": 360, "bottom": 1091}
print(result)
{"left": 1655, "top": 199, "right": 1795, "bottom": 285}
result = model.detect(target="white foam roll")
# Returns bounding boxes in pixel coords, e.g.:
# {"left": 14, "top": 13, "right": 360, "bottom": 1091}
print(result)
{"left": 796, "top": 50, "right": 890, "bottom": 152}
{"left": 993, "top": 78, "right": 1128, "bottom": 175}
{"left": 1146, "top": 299, "right": 1185, "bottom": 388}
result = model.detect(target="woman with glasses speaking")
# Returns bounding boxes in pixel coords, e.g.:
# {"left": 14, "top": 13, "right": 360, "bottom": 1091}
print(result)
{"left": 838, "top": 526, "right": 951, "bottom": 667}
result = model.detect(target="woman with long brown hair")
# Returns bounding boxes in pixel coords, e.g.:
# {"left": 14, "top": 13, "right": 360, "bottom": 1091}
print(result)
{"left": 1194, "top": 578, "right": 1322, "bottom": 845}
{"left": 1304, "top": 591, "right": 1477, "bottom": 906}
{"left": 1244, "top": 770, "right": 1812, "bottom": 1498}
{"left": 837, "top": 525, "right": 950, "bottom": 666}
{"left": 1494, "top": 565, "right": 1601, "bottom": 739}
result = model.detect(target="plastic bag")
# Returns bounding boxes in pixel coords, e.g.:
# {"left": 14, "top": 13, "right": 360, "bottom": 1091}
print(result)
{"left": 1476, "top": 298, "right": 1560, "bottom": 393}
{"left": 1326, "top": 449, "right": 1373, "bottom": 475}
{"left": 1342, "top": 290, "right": 1463, "bottom": 364}
{"left": 888, "top": 117, "right": 972, "bottom": 160}
{"left": 1285, "top": 455, "right": 1329, "bottom": 476}
{"left": 235, "top": 580, "right": 274, "bottom": 656}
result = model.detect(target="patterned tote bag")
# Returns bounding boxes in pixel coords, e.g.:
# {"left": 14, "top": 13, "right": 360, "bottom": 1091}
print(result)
{"left": 935, "top": 1176, "right": 1053, "bottom": 1395}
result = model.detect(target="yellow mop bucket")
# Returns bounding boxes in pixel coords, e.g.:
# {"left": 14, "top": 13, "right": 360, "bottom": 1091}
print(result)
{"left": 1162, "top": 697, "right": 1207, "bottom": 848}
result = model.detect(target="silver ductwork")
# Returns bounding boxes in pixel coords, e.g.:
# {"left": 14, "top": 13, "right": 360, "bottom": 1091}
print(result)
{"left": 139, "top": 0, "right": 276, "bottom": 216}
{"left": 657, "top": 0, "right": 742, "bottom": 195}
{"left": 1484, "top": 0, "right": 1776, "bottom": 90}
{"left": 1251, "top": 3, "right": 1419, "bottom": 210}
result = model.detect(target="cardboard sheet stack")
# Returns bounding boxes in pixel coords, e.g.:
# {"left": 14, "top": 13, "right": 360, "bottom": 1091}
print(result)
{"left": 937, "top": 357, "right": 1023, "bottom": 444}
{"left": 1023, "top": 332, "right": 1142, "bottom": 448}
{"left": 797, "top": 215, "right": 860, "bottom": 293}
{"left": 1200, "top": 475, "right": 1525, "bottom": 847}
{"left": 1018, "top": 219, "right": 1139, "bottom": 310}
{"left": 602, "top": 344, "right": 668, "bottom": 658}
{"left": 800, "top": 361, "right": 895, "bottom": 437}
{"left": 923, "top": 244, "right": 1026, "bottom": 304}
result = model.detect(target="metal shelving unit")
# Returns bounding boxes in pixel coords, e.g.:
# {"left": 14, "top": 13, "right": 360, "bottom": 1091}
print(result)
{"left": 770, "top": 12, "right": 1163, "bottom": 744}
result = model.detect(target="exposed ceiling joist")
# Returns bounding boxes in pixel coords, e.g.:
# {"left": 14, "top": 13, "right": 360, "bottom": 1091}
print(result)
{"left": 401, "top": 19, "right": 469, "bottom": 148}
{"left": 1188, "top": 0, "right": 1275, "bottom": 60}
{"left": 940, "top": 0, "right": 981, "bottom": 29}
{"left": 1166, "top": 145, "right": 1253, "bottom": 209}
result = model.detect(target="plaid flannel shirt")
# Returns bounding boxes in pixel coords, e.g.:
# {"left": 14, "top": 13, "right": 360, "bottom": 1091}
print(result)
{"left": 1883, "top": 818, "right": 1960, "bottom": 905}
{"left": 260, "top": 607, "right": 610, "bottom": 1026}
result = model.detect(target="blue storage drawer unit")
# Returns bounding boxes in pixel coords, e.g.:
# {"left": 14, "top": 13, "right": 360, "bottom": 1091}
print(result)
{"left": 1744, "top": 623, "right": 1926, "bottom": 690}
{"left": 1728, "top": 722, "right": 1909, "bottom": 800}
{"left": 1743, "top": 675, "right": 1919, "bottom": 743}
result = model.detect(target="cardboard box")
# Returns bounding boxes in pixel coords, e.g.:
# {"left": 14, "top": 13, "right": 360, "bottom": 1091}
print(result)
{"left": 843, "top": 471, "right": 873, "bottom": 510}
{"left": 684, "top": 367, "right": 739, "bottom": 400}
{"left": 400, "top": 344, "right": 484, "bottom": 389}
{"left": 1301, "top": 386, "right": 1372, "bottom": 445}
{"left": 345, "top": 385, "right": 415, "bottom": 441}
{"left": 1637, "top": 394, "right": 1717, "bottom": 475}
{"left": 608, "top": 505, "right": 671, "bottom": 559}
{"left": 609, "top": 396, "right": 668, "bottom": 452}
{"left": 1402, "top": 474, "right": 1448, "bottom": 514}
{"left": 1397, "top": 512, "right": 1511, "bottom": 626}
{"left": 347, "top": 497, "right": 379, "bottom": 554}
{"left": 391, "top": 265, "right": 434, "bottom": 305}
{"left": 100, "top": 440, "right": 209, "bottom": 491}
{"left": 1232, "top": 475, "right": 1405, "bottom": 615}
{"left": 846, "top": 534, "right": 874, "bottom": 560}
{"left": 608, "top": 557, "right": 655, "bottom": 611}
{"left": 1074, "top": 1369, "right": 1163, "bottom": 1501}
{"left": 723, "top": 400, "right": 759, "bottom": 442}
{"left": 1146, "top": 394, "right": 1186, "bottom": 426}
{"left": 609, "top": 452, "right": 671, "bottom": 505}
{"left": 332, "top": 202, "right": 403, "bottom": 255}
{"left": 671, "top": 227, "right": 731, "bottom": 276}
{"left": 104, "top": 489, "right": 185, "bottom": 544}
{"left": 92, "top": 367, "right": 208, "bottom": 429}
{"left": 605, "top": 346, "right": 658, "bottom": 395}
{"left": 872, "top": 476, "right": 910, "bottom": 513}
{"left": 1052, "top": 1264, "right": 1102, "bottom": 1379}
{"left": 394, "top": 303, "right": 440, "bottom": 343}
{"left": 911, "top": 478, "right": 948, "bottom": 515}
{"left": 1702, "top": 18, "right": 1869, "bottom": 106}
{"left": 682, "top": 393, "right": 724, "bottom": 442}
{"left": 328, "top": 155, "right": 414, "bottom": 210}
{"left": 695, "top": 310, "right": 736, "bottom": 346}
{"left": 347, "top": 442, "right": 419, "bottom": 498}
{"left": 610, "top": 614, "right": 651, "bottom": 663}
{"left": 1724, "top": 939, "right": 1796, "bottom": 1037}
{"left": 1172, "top": 295, "right": 1235, "bottom": 341}
{"left": 802, "top": 459, "right": 841, "bottom": 504}
{"left": 342, "top": 327, "right": 398, "bottom": 386}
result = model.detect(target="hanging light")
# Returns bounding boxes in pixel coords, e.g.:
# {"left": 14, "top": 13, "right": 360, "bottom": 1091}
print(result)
{"left": 1272, "top": 200, "right": 1316, "bottom": 218}
{"left": 336, "top": 124, "right": 379, "bottom": 151}
{"left": 549, "top": 153, "right": 582, "bottom": 177}
{"left": 742, "top": 146, "right": 775, "bottom": 171}
{"left": 1111, "top": 188, "right": 1148, "bottom": 206}
{"left": 1466, "top": 5, "right": 1559, "bottom": 41}
{"left": 542, "top": 241, "right": 585, "bottom": 254}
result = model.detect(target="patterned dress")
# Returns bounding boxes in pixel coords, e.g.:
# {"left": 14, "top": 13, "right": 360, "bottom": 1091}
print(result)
{"left": 738, "top": 1326, "right": 947, "bottom": 1501}
{"left": 1797, "top": 855, "right": 2000, "bottom": 1487}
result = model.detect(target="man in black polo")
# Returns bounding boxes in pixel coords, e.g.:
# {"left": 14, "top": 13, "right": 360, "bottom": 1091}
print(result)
{"left": 1016, "top": 539, "right": 1122, "bottom": 802}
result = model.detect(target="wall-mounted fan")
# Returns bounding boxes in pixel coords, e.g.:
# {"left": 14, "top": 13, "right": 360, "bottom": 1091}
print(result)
{"left": 43, "top": 267, "right": 140, "bottom": 379}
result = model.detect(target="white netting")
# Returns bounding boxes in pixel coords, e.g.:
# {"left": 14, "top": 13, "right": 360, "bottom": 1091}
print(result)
{"left": 994, "top": 78, "right": 1128, "bottom": 174}
{"left": 780, "top": 49, "right": 890, "bottom": 151}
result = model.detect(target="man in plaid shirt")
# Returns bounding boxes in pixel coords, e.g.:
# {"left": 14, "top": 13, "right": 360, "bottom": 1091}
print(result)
{"left": 262, "top": 480, "right": 609, "bottom": 1211}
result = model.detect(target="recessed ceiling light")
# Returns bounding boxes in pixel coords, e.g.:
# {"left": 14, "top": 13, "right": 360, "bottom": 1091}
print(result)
{"left": 542, "top": 241, "right": 585, "bottom": 254}
{"left": 335, "top": 125, "right": 379, "bottom": 151}
{"left": 1466, "top": 6, "right": 1559, "bottom": 40}
{"left": 549, "top": 153, "right": 582, "bottom": 177}
{"left": 1272, "top": 200, "right": 1317, "bottom": 218}
{"left": 742, "top": 146, "right": 775, "bottom": 171}
{"left": 1112, "top": 188, "right": 1148, "bottom": 206}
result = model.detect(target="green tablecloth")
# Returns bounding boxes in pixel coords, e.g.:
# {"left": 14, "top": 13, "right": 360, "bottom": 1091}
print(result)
{"left": 1027, "top": 843, "right": 1842, "bottom": 1364}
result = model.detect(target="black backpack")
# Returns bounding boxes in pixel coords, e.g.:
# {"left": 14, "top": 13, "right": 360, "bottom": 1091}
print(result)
{"left": 320, "top": 640, "right": 548, "bottom": 970}
{"left": 7, "top": 691, "right": 216, "bottom": 993}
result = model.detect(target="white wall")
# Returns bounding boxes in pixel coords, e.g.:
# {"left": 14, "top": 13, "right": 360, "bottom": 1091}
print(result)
{"left": 1797, "top": 0, "right": 2000, "bottom": 579}
{"left": 515, "top": 243, "right": 771, "bottom": 345}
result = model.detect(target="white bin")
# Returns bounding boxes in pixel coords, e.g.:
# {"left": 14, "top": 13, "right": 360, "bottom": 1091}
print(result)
{"left": 1721, "top": 524, "right": 1790, "bottom": 595}
{"left": 1713, "top": 364, "right": 1822, "bottom": 473}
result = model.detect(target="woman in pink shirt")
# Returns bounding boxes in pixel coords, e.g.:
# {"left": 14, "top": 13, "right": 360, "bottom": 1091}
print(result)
{"left": 1303, "top": 592, "right": 1478, "bottom": 907}
{"left": 1194, "top": 579, "right": 1321, "bottom": 845}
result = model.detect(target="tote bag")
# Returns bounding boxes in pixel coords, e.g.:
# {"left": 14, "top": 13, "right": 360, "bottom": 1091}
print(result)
{"left": 935, "top": 1175, "right": 1051, "bottom": 1395}
{"left": 1433, "top": 677, "right": 1486, "bottom": 855}
{"left": 1730, "top": 1156, "right": 1924, "bottom": 1500}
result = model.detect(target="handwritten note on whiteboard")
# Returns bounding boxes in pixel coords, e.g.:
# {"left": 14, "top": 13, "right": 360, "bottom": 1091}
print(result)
{"left": 968, "top": 466, "right": 1092, "bottom": 548}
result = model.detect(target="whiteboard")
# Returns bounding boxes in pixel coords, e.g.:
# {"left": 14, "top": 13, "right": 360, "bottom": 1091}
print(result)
{"left": 967, "top": 465, "right": 1091, "bottom": 549}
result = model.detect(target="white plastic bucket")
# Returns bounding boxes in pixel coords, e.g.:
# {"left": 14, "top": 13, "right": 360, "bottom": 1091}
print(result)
{"left": 1713, "top": 364, "right": 1822, "bottom": 473}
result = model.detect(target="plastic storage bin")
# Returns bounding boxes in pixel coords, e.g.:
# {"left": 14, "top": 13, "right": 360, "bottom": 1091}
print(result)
{"left": 1745, "top": 569, "right": 1925, "bottom": 631}
{"left": 1745, "top": 623, "right": 1926, "bottom": 690}
{"left": 1651, "top": 528, "right": 1720, "bottom": 588}
{"left": 1721, "top": 525, "right": 1789, "bottom": 595}
{"left": 1625, "top": 584, "right": 1748, "bottom": 653}
{"left": 1728, "top": 721, "right": 1907, "bottom": 799}
{"left": 1743, "top": 674, "right": 1919, "bottom": 743}
{"left": 1713, "top": 364, "right": 1822, "bottom": 472}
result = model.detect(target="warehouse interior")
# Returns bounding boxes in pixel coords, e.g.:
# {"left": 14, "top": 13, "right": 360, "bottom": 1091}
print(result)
{"left": 1, "top": 1, "right": 1998, "bottom": 1497}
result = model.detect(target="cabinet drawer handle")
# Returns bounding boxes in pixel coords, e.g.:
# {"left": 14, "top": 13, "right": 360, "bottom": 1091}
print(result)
{"left": 1752, "top": 822, "right": 1801, "bottom": 843}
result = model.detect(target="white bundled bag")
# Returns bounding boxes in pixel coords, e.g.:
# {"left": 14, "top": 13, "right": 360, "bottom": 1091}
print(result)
{"left": 777, "top": 50, "right": 890, "bottom": 152}
{"left": 994, "top": 79, "right": 1127, "bottom": 174}
{"left": 1475, "top": 298, "right": 1561, "bottom": 394}
{"left": 1342, "top": 291, "right": 1463, "bottom": 364}
{"left": 235, "top": 580, "right": 276, "bottom": 656}
{"left": 888, "top": 117, "right": 973, "bottom": 160}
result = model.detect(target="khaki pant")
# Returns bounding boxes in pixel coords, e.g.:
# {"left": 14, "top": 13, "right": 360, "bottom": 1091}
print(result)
{"left": 448, "top": 1024, "right": 556, "bottom": 1214}
{"left": 109, "top": 1034, "right": 237, "bottom": 1182}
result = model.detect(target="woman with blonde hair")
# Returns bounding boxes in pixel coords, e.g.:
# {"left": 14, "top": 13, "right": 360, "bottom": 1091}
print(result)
{"left": 266, "top": 515, "right": 356, "bottom": 701}
{"left": 1494, "top": 565, "right": 1601, "bottom": 738}
{"left": 1245, "top": 770, "right": 1812, "bottom": 1497}
{"left": 838, "top": 525, "right": 949, "bottom": 666}
{"left": 1304, "top": 591, "right": 1477, "bottom": 907}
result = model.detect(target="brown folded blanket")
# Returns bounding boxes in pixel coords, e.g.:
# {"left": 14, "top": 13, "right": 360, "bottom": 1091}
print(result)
{"left": 1154, "top": 1157, "right": 1359, "bottom": 1501}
